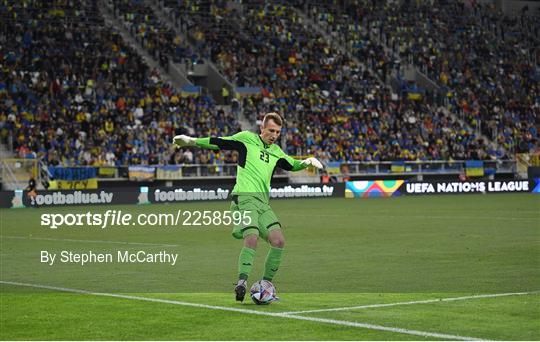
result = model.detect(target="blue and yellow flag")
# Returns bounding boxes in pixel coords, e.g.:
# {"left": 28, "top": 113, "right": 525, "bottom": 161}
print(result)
{"left": 391, "top": 162, "right": 405, "bottom": 173}
{"left": 465, "top": 160, "right": 484, "bottom": 177}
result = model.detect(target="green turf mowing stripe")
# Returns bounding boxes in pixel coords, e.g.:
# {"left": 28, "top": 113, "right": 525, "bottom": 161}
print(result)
{"left": 1, "top": 235, "right": 178, "bottom": 247}
{"left": 0, "top": 280, "right": 489, "bottom": 341}
{"left": 281, "top": 291, "right": 540, "bottom": 314}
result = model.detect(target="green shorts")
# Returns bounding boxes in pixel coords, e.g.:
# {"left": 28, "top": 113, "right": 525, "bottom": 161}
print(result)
{"left": 230, "top": 195, "right": 281, "bottom": 241}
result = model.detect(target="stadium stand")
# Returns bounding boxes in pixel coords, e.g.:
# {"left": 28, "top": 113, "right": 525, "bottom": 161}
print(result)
{"left": 0, "top": 0, "right": 240, "bottom": 168}
{"left": 162, "top": 0, "right": 503, "bottom": 161}
{"left": 110, "top": 0, "right": 203, "bottom": 69}
{"left": 0, "top": 0, "right": 537, "bottom": 167}
{"left": 301, "top": 0, "right": 539, "bottom": 157}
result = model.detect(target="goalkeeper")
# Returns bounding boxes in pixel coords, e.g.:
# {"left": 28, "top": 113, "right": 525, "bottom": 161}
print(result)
{"left": 173, "top": 112, "right": 323, "bottom": 302}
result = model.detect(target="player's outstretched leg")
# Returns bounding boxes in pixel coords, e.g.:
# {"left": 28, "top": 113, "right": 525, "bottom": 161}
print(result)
{"left": 235, "top": 234, "right": 257, "bottom": 302}
{"left": 263, "top": 229, "right": 285, "bottom": 282}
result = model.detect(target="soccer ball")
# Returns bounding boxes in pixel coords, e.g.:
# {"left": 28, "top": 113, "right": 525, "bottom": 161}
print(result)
{"left": 250, "top": 280, "right": 276, "bottom": 305}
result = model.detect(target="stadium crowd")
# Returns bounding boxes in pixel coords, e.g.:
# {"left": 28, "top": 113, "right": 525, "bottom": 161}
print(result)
{"left": 163, "top": 0, "right": 503, "bottom": 162}
{"left": 302, "top": 0, "right": 538, "bottom": 157}
{"left": 1, "top": 0, "right": 537, "bottom": 169}
{"left": 111, "top": 0, "right": 203, "bottom": 69}
{"left": 0, "top": 0, "right": 240, "bottom": 167}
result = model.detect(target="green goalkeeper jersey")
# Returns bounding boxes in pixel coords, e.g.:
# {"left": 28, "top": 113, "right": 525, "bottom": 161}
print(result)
{"left": 195, "top": 131, "right": 307, "bottom": 203}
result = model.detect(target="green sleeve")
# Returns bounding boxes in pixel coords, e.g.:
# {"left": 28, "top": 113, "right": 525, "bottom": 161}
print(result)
{"left": 288, "top": 156, "right": 308, "bottom": 172}
{"left": 195, "top": 131, "right": 250, "bottom": 150}
{"left": 278, "top": 154, "right": 307, "bottom": 172}
{"left": 195, "top": 137, "right": 220, "bottom": 150}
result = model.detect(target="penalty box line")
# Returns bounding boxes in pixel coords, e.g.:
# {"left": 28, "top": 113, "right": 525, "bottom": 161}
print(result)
{"left": 282, "top": 291, "right": 540, "bottom": 315}
{"left": 0, "top": 280, "right": 488, "bottom": 341}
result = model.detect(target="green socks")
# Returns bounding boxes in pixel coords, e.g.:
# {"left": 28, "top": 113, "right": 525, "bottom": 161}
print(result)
{"left": 263, "top": 247, "right": 284, "bottom": 281}
{"left": 238, "top": 247, "right": 256, "bottom": 280}
{"left": 238, "top": 246, "right": 284, "bottom": 281}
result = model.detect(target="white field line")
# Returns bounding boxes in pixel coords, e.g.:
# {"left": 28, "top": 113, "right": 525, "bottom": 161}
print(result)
{"left": 0, "top": 235, "right": 178, "bottom": 248}
{"left": 282, "top": 291, "right": 540, "bottom": 315}
{"left": 0, "top": 280, "right": 488, "bottom": 341}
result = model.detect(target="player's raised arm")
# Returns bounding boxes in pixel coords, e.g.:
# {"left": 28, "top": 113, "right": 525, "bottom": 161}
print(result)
{"left": 172, "top": 132, "right": 249, "bottom": 151}
{"left": 276, "top": 154, "right": 324, "bottom": 172}
{"left": 172, "top": 135, "right": 219, "bottom": 150}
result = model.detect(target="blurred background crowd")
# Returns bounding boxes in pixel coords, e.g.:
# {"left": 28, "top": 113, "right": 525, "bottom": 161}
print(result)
{"left": 1, "top": 0, "right": 538, "bottom": 167}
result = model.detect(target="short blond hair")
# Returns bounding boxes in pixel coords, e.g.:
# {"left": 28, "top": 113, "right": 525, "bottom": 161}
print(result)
{"left": 262, "top": 112, "right": 283, "bottom": 127}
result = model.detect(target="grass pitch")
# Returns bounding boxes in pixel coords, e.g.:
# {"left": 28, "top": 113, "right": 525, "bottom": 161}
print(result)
{"left": 1, "top": 193, "right": 539, "bottom": 340}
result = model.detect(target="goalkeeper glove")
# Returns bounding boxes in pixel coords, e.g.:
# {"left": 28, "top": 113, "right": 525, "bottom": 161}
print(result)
{"left": 301, "top": 157, "right": 324, "bottom": 169}
{"left": 172, "top": 135, "right": 196, "bottom": 147}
